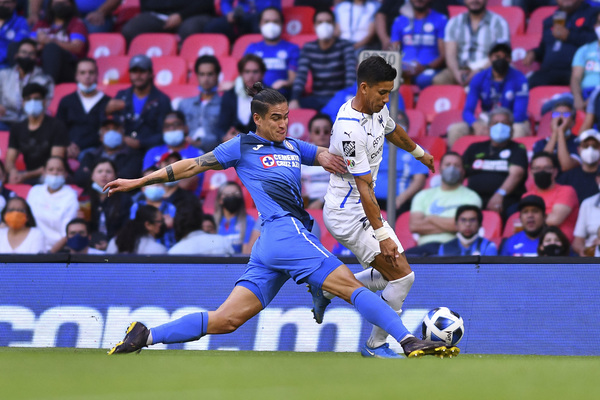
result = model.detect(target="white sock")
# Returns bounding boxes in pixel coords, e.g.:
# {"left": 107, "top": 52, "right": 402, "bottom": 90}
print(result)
{"left": 146, "top": 330, "right": 153, "bottom": 346}
{"left": 366, "top": 272, "right": 415, "bottom": 348}
{"left": 322, "top": 268, "right": 387, "bottom": 300}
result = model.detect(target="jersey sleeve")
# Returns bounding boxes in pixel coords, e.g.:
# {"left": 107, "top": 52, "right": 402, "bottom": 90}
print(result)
{"left": 436, "top": 14, "right": 448, "bottom": 39}
{"left": 444, "top": 16, "right": 459, "bottom": 42}
{"left": 390, "top": 16, "right": 405, "bottom": 43}
{"left": 212, "top": 134, "right": 242, "bottom": 169}
{"left": 335, "top": 122, "right": 370, "bottom": 176}
{"left": 384, "top": 109, "right": 396, "bottom": 135}
{"left": 297, "top": 139, "right": 318, "bottom": 165}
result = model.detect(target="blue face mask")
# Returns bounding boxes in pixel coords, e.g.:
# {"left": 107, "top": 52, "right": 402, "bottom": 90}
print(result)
{"left": 92, "top": 181, "right": 109, "bottom": 194}
{"left": 490, "top": 123, "right": 511, "bottom": 143}
{"left": 163, "top": 130, "right": 185, "bottom": 147}
{"left": 67, "top": 234, "right": 89, "bottom": 252}
{"left": 144, "top": 185, "right": 165, "bottom": 201}
{"left": 77, "top": 82, "right": 97, "bottom": 94}
{"left": 24, "top": 99, "right": 44, "bottom": 117}
{"left": 44, "top": 174, "right": 65, "bottom": 191}
{"left": 102, "top": 130, "right": 123, "bottom": 149}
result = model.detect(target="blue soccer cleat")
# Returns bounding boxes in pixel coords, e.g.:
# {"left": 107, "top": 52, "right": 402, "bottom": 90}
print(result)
{"left": 361, "top": 343, "right": 405, "bottom": 359}
{"left": 307, "top": 283, "right": 331, "bottom": 324}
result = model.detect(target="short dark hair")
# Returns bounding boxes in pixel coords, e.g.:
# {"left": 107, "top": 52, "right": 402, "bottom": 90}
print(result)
{"left": 537, "top": 226, "right": 570, "bottom": 256}
{"left": 17, "top": 38, "right": 37, "bottom": 52}
{"left": 488, "top": 42, "right": 512, "bottom": 57}
{"left": 313, "top": 8, "right": 334, "bottom": 24}
{"left": 237, "top": 53, "right": 266, "bottom": 75}
{"left": 259, "top": 6, "right": 284, "bottom": 24}
{"left": 440, "top": 151, "right": 462, "bottom": 165}
{"left": 552, "top": 98, "right": 574, "bottom": 112}
{"left": 455, "top": 205, "right": 483, "bottom": 225}
{"left": 531, "top": 151, "right": 559, "bottom": 169}
{"left": 308, "top": 113, "right": 332, "bottom": 132}
{"left": 194, "top": 54, "right": 221, "bottom": 77}
{"left": 66, "top": 218, "right": 90, "bottom": 235}
{"left": 174, "top": 202, "right": 204, "bottom": 241}
{"left": 76, "top": 57, "right": 97, "bottom": 72}
{"left": 22, "top": 82, "right": 47, "bottom": 98}
{"left": 248, "top": 82, "right": 287, "bottom": 118}
{"left": 1, "top": 197, "right": 36, "bottom": 227}
{"left": 357, "top": 56, "right": 397, "bottom": 87}
{"left": 164, "top": 110, "right": 187, "bottom": 126}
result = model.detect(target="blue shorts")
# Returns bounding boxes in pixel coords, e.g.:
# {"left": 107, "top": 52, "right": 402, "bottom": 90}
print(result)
{"left": 236, "top": 216, "right": 343, "bottom": 308}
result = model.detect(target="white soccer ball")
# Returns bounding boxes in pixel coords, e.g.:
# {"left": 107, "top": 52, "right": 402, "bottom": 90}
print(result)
{"left": 422, "top": 307, "right": 464, "bottom": 346}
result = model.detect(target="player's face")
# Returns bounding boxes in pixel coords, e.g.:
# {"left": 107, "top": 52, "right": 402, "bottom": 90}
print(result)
{"left": 362, "top": 81, "right": 393, "bottom": 114}
{"left": 520, "top": 206, "right": 545, "bottom": 234}
{"left": 456, "top": 210, "right": 480, "bottom": 238}
{"left": 255, "top": 102, "right": 289, "bottom": 143}
{"left": 309, "top": 118, "right": 332, "bottom": 147}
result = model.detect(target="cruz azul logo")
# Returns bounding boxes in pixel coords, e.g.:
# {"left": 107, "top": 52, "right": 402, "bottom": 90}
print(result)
{"left": 261, "top": 154, "right": 300, "bottom": 168}
{"left": 261, "top": 155, "right": 276, "bottom": 168}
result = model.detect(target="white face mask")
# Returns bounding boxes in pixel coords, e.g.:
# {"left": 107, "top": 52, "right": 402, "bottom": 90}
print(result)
{"left": 595, "top": 26, "right": 600, "bottom": 40}
{"left": 581, "top": 146, "right": 600, "bottom": 164}
{"left": 260, "top": 22, "right": 281, "bottom": 41}
{"left": 315, "top": 22, "right": 334, "bottom": 40}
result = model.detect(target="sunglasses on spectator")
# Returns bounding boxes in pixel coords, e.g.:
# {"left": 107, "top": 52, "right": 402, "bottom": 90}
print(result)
{"left": 551, "top": 111, "right": 571, "bottom": 119}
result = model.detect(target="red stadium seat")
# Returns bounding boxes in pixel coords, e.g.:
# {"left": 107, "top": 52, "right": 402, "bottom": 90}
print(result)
{"left": 180, "top": 34, "right": 230, "bottom": 70}
{"left": 216, "top": 55, "right": 239, "bottom": 89}
{"left": 395, "top": 211, "right": 417, "bottom": 250}
{"left": 281, "top": 0, "right": 294, "bottom": 9}
{"left": 288, "top": 33, "right": 316, "bottom": 49}
{"left": 502, "top": 212, "right": 522, "bottom": 238}
{"left": 526, "top": 6, "right": 557, "bottom": 37}
{"left": 399, "top": 85, "right": 414, "bottom": 109}
{"left": 201, "top": 168, "right": 241, "bottom": 198}
{"left": 416, "top": 85, "right": 466, "bottom": 123}
{"left": 47, "top": 83, "right": 76, "bottom": 116}
{"left": 152, "top": 56, "right": 188, "bottom": 86}
{"left": 160, "top": 84, "right": 199, "bottom": 109}
{"left": 97, "top": 56, "right": 130, "bottom": 85}
{"left": 429, "top": 109, "right": 464, "bottom": 138}
{"left": 98, "top": 83, "right": 129, "bottom": 97}
{"left": 511, "top": 34, "right": 541, "bottom": 62}
{"left": 417, "top": 136, "right": 447, "bottom": 161}
{"left": 4, "top": 183, "right": 32, "bottom": 198}
{"left": 128, "top": 33, "right": 178, "bottom": 58}
{"left": 448, "top": 5, "right": 466, "bottom": 18}
{"left": 88, "top": 33, "right": 126, "bottom": 58}
{"left": 306, "top": 208, "right": 338, "bottom": 252}
{"left": 405, "top": 109, "right": 426, "bottom": 138}
{"left": 451, "top": 135, "right": 488, "bottom": 155}
{"left": 231, "top": 34, "right": 263, "bottom": 60}
{"left": 288, "top": 108, "right": 317, "bottom": 141}
{"left": 282, "top": 6, "right": 315, "bottom": 38}
{"left": 489, "top": 6, "right": 525, "bottom": 36}
{"left": 481, "top": 210, "right": 502, "bottom": 240}
{"left": 202, "top": 189, "right": 218, "bottom": 214}
{"left": 527, "top": 86, "right": 570, "bottom": 123}
{"left": 0, "top": 130, "right": 9, "bottom": 161}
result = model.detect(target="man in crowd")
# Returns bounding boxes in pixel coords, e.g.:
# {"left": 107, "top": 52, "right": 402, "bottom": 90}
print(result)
{"left": 572, "top": 167, "right": 600, "bottom": 256}
{"left": 0, "top": 0, "right": 29, "bottom": 69}
{"left": 63, "top": 218, "right": 105, "bottom": 254}
{"left": 557, "top": 129, "right": 600, "bottom": 202}
{"left": 437, "top": 205, "right": 498, "bottom": 256}
{"left": 501, "top": 195, "right": 546, "bottom": 257}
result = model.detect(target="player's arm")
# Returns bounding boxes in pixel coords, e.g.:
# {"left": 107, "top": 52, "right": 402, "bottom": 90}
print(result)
{"left": 104, "top": 152, "right": 222, "bottom": 196}
{"left": 385, "top": 124, "right": 435, "bottom": 173}
{"left": 314, "top": 146, "right": 347, "bottom": 174}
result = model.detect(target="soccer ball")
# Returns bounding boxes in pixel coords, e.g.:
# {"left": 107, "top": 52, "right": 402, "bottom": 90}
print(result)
{"left": 421, "top": 307, "right": 464, "bottom": 346}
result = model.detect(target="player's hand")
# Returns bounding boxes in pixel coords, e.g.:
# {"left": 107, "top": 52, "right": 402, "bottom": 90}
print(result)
{"left": 104, "top": 178, "right": 142, "bottom": 197}
{"left": 416, "top": 152, "right": 435, "bottom": 173}
{"left": 317, "top": 151, "right": 347, "bottom": 175}
{"left": 379, "top": 237, "right": 400, "bottom": 267}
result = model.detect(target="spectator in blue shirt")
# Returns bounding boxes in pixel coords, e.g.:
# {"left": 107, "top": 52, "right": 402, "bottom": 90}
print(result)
{"left": 438, "top": 205, "right": 498, "bottom": 256}
{"left": 500, "top": 195, "right": 547, "bottom": 257}
{"left": 448, "top": 43, "right": 530, "bottom": 147}
{"left": 0, "top": 0, "right": 29, "bottom": 69}
{"left": 205, "top": 0, "right": 281, "bottom": 41}
{"left": 244, "top": 7, "right": 299, "bottom": 98}
{"left": 570, "top": 12, "right": 600, "bottom": 111}
{"left": 390, "top": 0, "right": 447, "bottom": 89}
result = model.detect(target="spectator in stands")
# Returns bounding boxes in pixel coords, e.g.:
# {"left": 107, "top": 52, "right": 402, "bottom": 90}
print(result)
{"left": 106, "top": 204, "right": 167, "bottom": 254}
{"left": 168, "top": 201, "right": 233, "bottom": 255}
{"left": 390, "top": 0, "right": 447, "bottom": 89}
{"left": 0, "top": 0, "right": 29, "bottom": 69}
{"left": 463, "top": 108, "right": 528, "bottom": 217}
{"left": 438, "top": 205, "right": 498, "bottom": 256}
{"left": 0, "top": 196, "right": 45, "bottom": 253}
{"left": 26, "top": 156, "right": 78, "bottom": 252}
{"left": 105, "top": 55, "right": 172, "bottom": 154}
{"left": 334, "top": 0, "right": 379, "bottom": 52}
{"left": 537, "top": 225, "right": 572, "bottom": 256}
{"left": 534, "top": 100, "right": 581, "bottom": 173}
{"left": 5, "top": 83, "right": 67, "bottom": 185}
{"left": 31, "top": 0, "right": 88, "bottom": 84}
{"left": 501, "top": 195, "right": 546, "bottom": 257}
{"left": 205, "top": 0, "right": 279, "bottom": 41}
{"left": 177, "top": 55, "right": 222, "bottom": 153}
{"left": 433, "top": 0, "right": 510, "bottom": 86}
{"left": 0, "top": 38, "right": 54, "bottom": 130}
{"left": 56, "top": 58, "right": 110, "bottom": 162}
{"left": 557, "top": 129, "right": 600, "bottom": 202}
{"left": 407, "top": 151, "right": 481, "bottom": 256}
{"left": 158, "top": 152, "right": 201, "bottom": 208}
{"left": 571, "top": 13, "right": 600, "bottom": 110}
{"left": 524, "top": 151, "right": 579, "bottom": 241}
{"left": 62, "top": 217, "right": 104, "bottom": 254}
{"left": 572, "top": 166, "right": 600, "bottom": 256}
{"left": 448, "top": 43, "right": 530, "bottom": 147}
{"left": 289, "top": 9, "right": 356, "bottom": 111}
{"left": 523, "top": 0, "right": 597, "bottom": 88}
{"left": 214, "top": 181, "right": 260, "bottom": 254}
{"left": 120, "top": 0, "right": 216, "bottom": 44}
{"left": 301, "top": 113, "right": 332, "bottom": 210}
{"left": 201, "top": 214, "right": 217, "bottom": 234}
{"left": 217, "top": 54, "right": 265, "bottom": 140}
{"left": 244, "top": 7, "right": 299, "bottom": 98}
{"left": 0, "top": 160, "right": 16, "bottom": 212}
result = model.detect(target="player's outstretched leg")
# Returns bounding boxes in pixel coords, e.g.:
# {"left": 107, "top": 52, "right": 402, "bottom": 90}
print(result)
{"left": 108, "top": 321, "right": 150, "bottom": 355}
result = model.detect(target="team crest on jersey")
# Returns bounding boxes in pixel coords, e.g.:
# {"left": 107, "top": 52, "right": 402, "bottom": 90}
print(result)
{"left": 342, "top": 141, "right": 356, "bottom": 157}
{"left": 260, "top": 155, "right": 276, "bottom": 168}
{"left": 284, "top": 140, "right": 294, "bottom": 150}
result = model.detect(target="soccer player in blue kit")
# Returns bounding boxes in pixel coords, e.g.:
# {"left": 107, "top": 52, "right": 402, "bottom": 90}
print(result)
{"left": 106, "top": 83, "right": 454, "bottom": 358}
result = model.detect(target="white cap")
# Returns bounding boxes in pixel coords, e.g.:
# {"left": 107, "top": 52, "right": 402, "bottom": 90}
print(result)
{"left": 577, "top": 129, "right": 600, "bottom": 143}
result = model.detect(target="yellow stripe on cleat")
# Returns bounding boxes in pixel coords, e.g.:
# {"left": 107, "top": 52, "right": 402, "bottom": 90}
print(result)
{"left": 447, "top": 347, "right": 460, "bottom": 358}
{"left": 107, "top": 340, "right": 124, "bottom": 355}
{"left": 126, "top": 322, "right": 137, "bottom": 334}
{"left": 408, "top": 350, "right": 425, "bottom": 358}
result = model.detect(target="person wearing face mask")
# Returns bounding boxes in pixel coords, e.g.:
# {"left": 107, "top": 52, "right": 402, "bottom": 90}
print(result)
{"left": 214, "top": 181, "right": 260, "bottom": 254}
{"left": 5, "top": 83, "right": 68, "bottom": 185}
{"left": 572, "top": 166, "right": 600, "bottom": 256}
{"left": 438, "top": 205, "right": 497, "bottom": 256}
{"left": 0, "top": 196, "right": 46, "bottom": 253}
{"left": 537, "top": 226, "right": 572, "bottom": 257}
{"left": 244, "top": 7, "right": 299, "bottom": 98}
{"left": 501, "top": 195, "right": 547, "bottom": 257}
{"left": 523, "top": 151, "right": 579, "bottom": 241}
{"left": 570, "top": 13, "right": 600, "bottom": 111}
{"left": 463, "top": 107, "right": 529, "bottom": 218}
{"left": 60, "top": 218, "right": 104, "bottom": 254}
{"left": 301, "top": 114, "right": 335, "bottom": 210}
{"left": 406, "top": 151, "right": 481, "bottom": 256}
{"left": 56, "top": 58, "right": 110, "bottom": 162}
{"left": 557, "top": 129, "right": 600, "bottom": 202}
{"left": 0, "top": 38, "right": 54, "bottom": 131}
{"left": 448, "top": 43, "right": 530, "bottom": 147}
{"left": 0, "top": 0, "right": 29, "bottom": 69}
{"left": 106, "top": 204, "right": 167, "bottom": 254}
{"left": 31, "top": 0, "right": 88, "bottom": 84}
{"left": 289, "top": 9, "right": 356, "bottom": 111}
{"left": 26, "top": 156, "right": 79, "bottom": 252}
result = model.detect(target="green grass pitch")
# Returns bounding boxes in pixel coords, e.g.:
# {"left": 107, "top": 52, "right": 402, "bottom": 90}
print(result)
{"left": 1, "top": 348, "right": 599, "bottom": 400}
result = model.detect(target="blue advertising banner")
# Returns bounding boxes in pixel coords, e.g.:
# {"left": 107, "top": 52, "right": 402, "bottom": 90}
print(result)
{"left": 1, "top": 260, "right": 598, "bottom": 355}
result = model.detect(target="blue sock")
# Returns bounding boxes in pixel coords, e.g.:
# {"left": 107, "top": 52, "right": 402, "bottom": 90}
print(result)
{"left": 351, "top": 287, "right": 410, "bottom": 342}
{"left": 150, "top": 312, "right": 209, "bottom": 344}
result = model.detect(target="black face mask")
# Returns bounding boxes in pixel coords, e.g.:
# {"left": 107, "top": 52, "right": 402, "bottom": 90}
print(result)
{"left": 52, "top": 3, "right": 74, "bottom": 21}
{"left": 492, "top": 58, "right": 510, "bottom": 76}
{"left": 0, "top": 6, "right": 13, "bottom": 20}
{"left": 16, "top": 57, "right": 36, "bottom": 73}
{"left": 533, "top": 171, "right": 553, "bottom": 190}
{"left": 222, "top": 196, "right": 243, "bottom": 213}
{"left": 541, "top": 244, "right": 564, "bottom": 257}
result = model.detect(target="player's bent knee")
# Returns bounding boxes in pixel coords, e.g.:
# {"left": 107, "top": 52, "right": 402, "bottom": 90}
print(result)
{"left": 322, "top": 265, "right": 364, "bottom": 303}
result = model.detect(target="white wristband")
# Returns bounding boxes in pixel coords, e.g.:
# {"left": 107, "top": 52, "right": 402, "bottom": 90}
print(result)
{"left": 410, "top": 144, "right": 425, "bottom": 158}
{"left": 374, "top": 227, "right": 390, "bottom": 242}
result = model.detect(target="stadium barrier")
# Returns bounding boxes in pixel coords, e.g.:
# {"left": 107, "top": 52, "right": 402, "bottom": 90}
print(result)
{"left": 1, "top": 255, "right": 598, "bottom": 356}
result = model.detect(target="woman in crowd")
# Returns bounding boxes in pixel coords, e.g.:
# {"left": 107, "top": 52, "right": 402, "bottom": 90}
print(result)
{"left": 106, "top": 204, "right": 167, "bottom": 254}
{"left": 537, "top": 226, "right": 573, "bottom": 257}
{"left": 0, "top": 197, "right": 46, "bottom": 253}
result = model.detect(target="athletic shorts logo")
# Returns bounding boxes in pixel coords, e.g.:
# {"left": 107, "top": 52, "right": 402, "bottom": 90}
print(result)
{"left": 342, "top": 141, "right": 356, "bottom": 157}
{"left": 261, "top": 155, "right": 276, "bottom": 168}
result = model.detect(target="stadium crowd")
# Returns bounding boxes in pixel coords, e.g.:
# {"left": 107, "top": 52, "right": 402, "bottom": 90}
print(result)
{"left": 0, "top": 0, "right": 599, "bottom": 258}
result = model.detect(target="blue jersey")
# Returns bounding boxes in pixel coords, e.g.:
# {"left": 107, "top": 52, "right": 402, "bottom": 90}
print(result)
{"left": 463, "top": 67, "right": 529, "bottom": 125}
{"left": 245, "top": 40, "right": 299, "bottom": 95}
{"left": 438, "top": 237, "right": 498, "bottom": 256}
{"left": 220, "top": 0, "right": 281, "bottom": 15}
{"left": 213, "top": 132, "right": 318, "bottom": 230}
{"left": 374, "top": 145, "right": 428, "bottom": 200}
{"left": 500, "top": 231, "right": 539, "bottom": 257}
{"left": 390, "top": 10, "right": 447, "bottom": 66}
{"left": 0, "top": 13, "right": 30, "bottom": 68}
{"left": 218, "top": 214, "right": 257, "bottom": 253}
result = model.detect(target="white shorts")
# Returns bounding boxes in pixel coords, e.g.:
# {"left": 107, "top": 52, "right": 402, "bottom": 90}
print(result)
{"left": 323, "top": 200, "right": 404, "bottom": 269}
